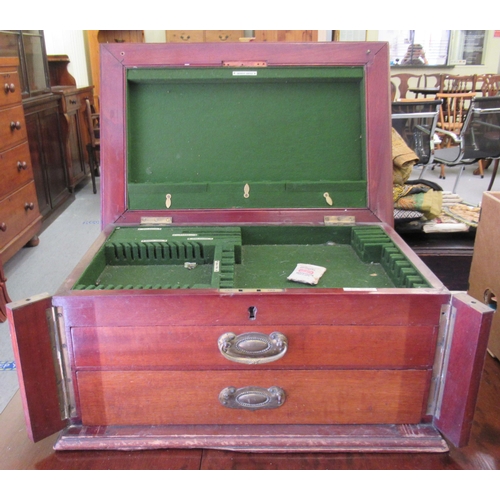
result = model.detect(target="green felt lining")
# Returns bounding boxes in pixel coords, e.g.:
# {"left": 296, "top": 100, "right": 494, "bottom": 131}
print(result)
{"left": 72, "top": 226, "right": 431, "bottom": 291}
{"left": 125, "top": 66, "right": 367, "bottom": 210}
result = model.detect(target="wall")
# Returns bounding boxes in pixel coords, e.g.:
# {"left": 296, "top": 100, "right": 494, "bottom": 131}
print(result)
{"left": 44, "top": 30, "right": 89, "bottom": 87}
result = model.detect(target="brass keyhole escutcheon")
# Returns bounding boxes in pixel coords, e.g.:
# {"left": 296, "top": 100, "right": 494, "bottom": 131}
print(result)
{"left": 165, "top": 194, "right": 172, "bottom": 208}
{"left": 324, "top": 192, "right": 333, "bottom": 206}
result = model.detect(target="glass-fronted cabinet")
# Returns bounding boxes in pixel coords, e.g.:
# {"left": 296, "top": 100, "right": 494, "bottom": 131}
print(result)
{"left": 0, "top": 30, "right": 50, "bottom": 98}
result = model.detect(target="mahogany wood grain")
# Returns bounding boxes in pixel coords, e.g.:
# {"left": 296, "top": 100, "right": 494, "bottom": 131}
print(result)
{"left": 7, "top": 295, "right": 66, "bottom": 442}
{"left": 434, "top": 293, "right": 493, "bottom": 447}
{"left": 2, "top": 355, "right": 498, "bottom": 468}
{"left": 0, "top": 142, "right": 33, "bottom": 200}
{"left": 71, "top": 324, "right": 437, "bottom": 369}
{"left": 99, "top": 42, "right": 392, "bottom": 229}
{"left": 54, "top": 291, "right": 450, "bottom": 329}
{"left": 76, "top": 369, "right": 430, "bottom": 426}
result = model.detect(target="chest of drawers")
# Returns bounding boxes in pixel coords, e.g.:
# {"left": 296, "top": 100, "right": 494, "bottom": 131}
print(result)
{"left": 0, "top": 58, "right": 42, "bottom": 319}
{"left": 7, "top": 44, "right": 493, "bottom": 452}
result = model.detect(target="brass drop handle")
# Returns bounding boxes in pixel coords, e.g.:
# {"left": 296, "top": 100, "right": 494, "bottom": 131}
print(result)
{"left": 17, "top": 161, "right": 28, "bottom": 171}
{"left": 219, "top": 386, "right": 286, "bottom": 410}
{"left": 4, "top": 82, "right": 15, "bottom": 93}
{"left": 0, "top": 222, "right": 6, "bottom": 232}
{"left": 218, "top": 331, "right": 288, "bottom": 364}
{"left": 10, "top": 121, "right": 22, "bottom": 131}
{"left": 219, "top": 35, "right": 229, "bottom": 41}
{"left": 24, "top": 202, "right": 34, "bottom": 211}
{"left": 180, "top": 35, "right": 191, "bottom": 41}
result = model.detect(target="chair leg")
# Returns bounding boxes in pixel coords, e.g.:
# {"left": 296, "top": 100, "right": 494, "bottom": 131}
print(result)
{"left": 487, "top": 159, "right": 499, "bottom": 191}
{"left": 87, "top": 144, "right": 97, "bottom": 194}
{"left": 439, "top": 164, "right": 446, "bottom": 179}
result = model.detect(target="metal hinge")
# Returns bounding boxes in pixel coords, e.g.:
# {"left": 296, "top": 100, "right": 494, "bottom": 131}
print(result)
{"left": 46, "top": 307, "right": 76, "bottom": 420}
{"left": 427, "top": 303, "right": 456, "bottom": 418}
{"left": 324, "top": 216, "right": 356, "bottom": 226}
{"left": 140, "top": 216, "right": 173, "bottom": 226}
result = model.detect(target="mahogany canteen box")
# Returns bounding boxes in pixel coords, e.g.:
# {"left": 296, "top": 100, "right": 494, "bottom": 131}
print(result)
{"left": 7, "top": 42, "right": 493, "bottom": 453}
{"left": 468, "top": 192, "right": 500, "bottom": 360}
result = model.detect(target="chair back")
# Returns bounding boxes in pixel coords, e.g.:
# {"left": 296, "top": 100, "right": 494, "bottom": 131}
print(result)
{"left": 391, "top": 99, "right": 442, "bottom": 166}
{"left": 440, "top": 74, "right": 477, "bottom": 93}
{"left": 85, "top": 98, "right": 99, "bottom": 148}
{"left": 391, "top": 73, "right": 423, "bottom": 100}
{"left": 462, "top": 96, "right": 500, "bottom": 161}
{"left": 479, "top": 74, "right": 500, "bottom": 97}
{"left": 436, "top": 92, "right": 476, "bottom": 137}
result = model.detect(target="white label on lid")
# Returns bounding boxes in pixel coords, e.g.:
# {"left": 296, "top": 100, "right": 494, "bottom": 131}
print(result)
{"left": 233, "top": 71, "right": 258, "bottom": 76}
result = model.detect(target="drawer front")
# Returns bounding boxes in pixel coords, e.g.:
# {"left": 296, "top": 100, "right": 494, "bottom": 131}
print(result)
{"left": 166, "top": 30, "right": 205, "bottom": 43}
{"left": 0, "top": 71, "right": 22, "bottom": 108}
{"left": 0, "top": 105, "right": 27, "bottom": 150}
{"left": 76, "top": 369, "right": 431, "bottom": 426}
{"left": 0, "top": 142, "right": 33, "bottom": 200}
{"left": 205, "top": 30, "right": 245, "bottom": 42}
{"left": 0, "top": 181, "right": 39, "bottom": 249}
{"left": 64, "top": 93, "right": 82, "bottom": 113}
{"left": 72, "top": 324, "right": 437, "bottom": 369}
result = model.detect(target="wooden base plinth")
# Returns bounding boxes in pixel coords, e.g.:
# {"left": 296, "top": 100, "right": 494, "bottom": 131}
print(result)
{"left": 55, "top": 424, "right": 449, "bottom": 453}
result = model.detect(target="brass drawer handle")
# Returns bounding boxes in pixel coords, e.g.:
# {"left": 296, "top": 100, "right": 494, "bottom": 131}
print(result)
{"left": 10, "top": 121, "right": 22, "bottom": 131}
{"left": 218, "top": 332, "right": 288, "bottom": 364}
{"left": 219, "top": 386, "right": 286, "bottom": 410}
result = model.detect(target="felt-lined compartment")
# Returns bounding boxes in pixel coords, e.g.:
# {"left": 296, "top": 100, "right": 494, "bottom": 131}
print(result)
{"left": 125, "top": 67, "right": 367, "bottom": 210}
{"left": 73, "top": 226, "right": 430, "bottom": 290}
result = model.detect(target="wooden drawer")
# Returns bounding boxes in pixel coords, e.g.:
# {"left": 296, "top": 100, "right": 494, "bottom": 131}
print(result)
{"left": 205, "top": 30, "right": 245, "bottom": 43}
{"left": 0, "top": 70, "right": 22, "bottom": 107}
{"left": 76, "top": 369, "right": 431, "bottom": 426}
{"left": 0, "top": 105, "right": 27, "bottom": 150}
{"left": 166, "top": 31, "right": 205, "bottom": 43}
{"left": 0, "top": 181, "right": 39, "bottom": 250}
{"left": 0, "top": 142, "right": 33, "bottom": 200}
{"left": 72, "top": 324, "right": 438, "bottom": 370}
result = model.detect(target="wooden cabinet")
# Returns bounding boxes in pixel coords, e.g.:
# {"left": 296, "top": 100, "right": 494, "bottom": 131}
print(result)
{"left": 50, "top": 86, "right": 94, "bottom": 191}
{"left": 7, "top": 43, "right": 494, "bottom": 452}
{"left": 166, "top": 30, "right": 245, "bottom": 43}
{"left": 23, "top": 94, "right": 70, "bottom": 219}
{"left": 0, "top": 58, "right": 42, "bottom": 261}
{"left": 0, "top": 57, "right": 42, "bottom": 321}
{"left": 254, "top": 31, "right": 318, "bottom": 42}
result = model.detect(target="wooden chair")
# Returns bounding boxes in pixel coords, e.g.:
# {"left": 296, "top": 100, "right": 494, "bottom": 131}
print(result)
{"left": 391, "top": 73, "right": 422, "bottom": 100}
{"left": 432, "top": 95, "right": 500, "bottom": 192}
{"left": 84, "top": 98, "right": 100, "bottom": 194}
{"left": 412, "top": 73, "right": 442, "bottom": 98}
{"left": 480, "top": 74, "right": 500, "bottom": 97}
{"left": 440, "top": 74, "right": 477, "bottom": 93}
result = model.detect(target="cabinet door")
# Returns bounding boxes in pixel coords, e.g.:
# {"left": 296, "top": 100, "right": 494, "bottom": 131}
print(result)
{"left": 434, "top": 293, "right": 493, "bottom": 447}
{"left": 7, "top": 294, "right": 67, "bottom": 442}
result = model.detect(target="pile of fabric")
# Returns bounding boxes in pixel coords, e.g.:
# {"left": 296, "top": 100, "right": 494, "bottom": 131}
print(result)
{"left": 392, "top": 128, "right": 442, "bottom": 220}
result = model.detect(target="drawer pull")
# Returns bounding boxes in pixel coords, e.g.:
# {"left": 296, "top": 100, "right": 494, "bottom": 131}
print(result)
{"left": 0, "top": 223, "right": 6, "bottom": 232}
{"left": 24, "top": 202, "right": 34, "bottom": 211}
{"left": 219, "top": 386, "right": 286, "bottom": 410}
{"left": 4, "top": 83, "right": 15, "bottom": 93}
{"left": 10, "top": 121, "right": 22, "bottom": 131}
{"left": 218, "top": 331, "right": 288, "bottom": 364}
{"left": 17, "top": 161, "right": 28, "bottom": 171}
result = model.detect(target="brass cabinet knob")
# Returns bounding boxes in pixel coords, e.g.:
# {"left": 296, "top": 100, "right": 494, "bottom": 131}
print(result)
{"left": 219, "top": 386, "right": 286, "bottom": 410}
{"left": 10, "top": 121, "right": 22, "bottom": 131}
{"left": 0, "top": 222, "right": 6, "bottom": 232}
{"left": 218, "top": 331, "right": 288, "bottom": 364}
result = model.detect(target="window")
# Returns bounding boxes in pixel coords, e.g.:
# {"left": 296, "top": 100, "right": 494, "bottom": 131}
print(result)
{"left": 0, "top": 30, "right": 50, "bottom": 97}
{"left": 379, "top": 30, "right": 451, "bottom": 66}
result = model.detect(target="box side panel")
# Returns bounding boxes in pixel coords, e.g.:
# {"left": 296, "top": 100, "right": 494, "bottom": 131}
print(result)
{"left": 6, "top": 295, "right": 65, "bottom": 442}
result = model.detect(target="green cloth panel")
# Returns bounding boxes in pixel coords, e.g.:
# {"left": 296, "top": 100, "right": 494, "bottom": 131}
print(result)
{"left": 126, "top": 67, "right": 367, "bottom": 211}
